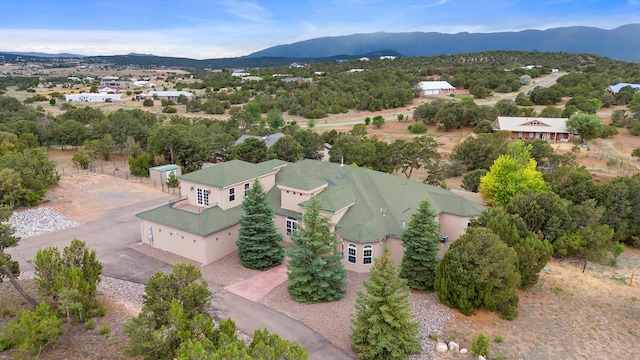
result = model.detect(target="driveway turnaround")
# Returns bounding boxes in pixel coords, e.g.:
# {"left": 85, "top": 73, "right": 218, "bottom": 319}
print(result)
{"left": 9, "top": 197, "right": 353, "bottom": 360}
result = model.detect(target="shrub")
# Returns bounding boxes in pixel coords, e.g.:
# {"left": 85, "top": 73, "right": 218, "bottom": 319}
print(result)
{"left": 162, "top": 105, "right": 177, "bottom": 113}
{"left": 364, "top": 117, "right": 371, "bottom": 125}
{"left": 472, "top": 333, "right": 490, "bottom": 357}
{"left": 372, "top": 115, "right": 385, "bottom": 128}
{"left": 98, "top": 325, "right": 110, "bottom": 337}
{"left": 474, "top": 119, "right": 494, "bottom": 134}
{"left": 409, "top": 122, "right": 427, "bottom": 134}
{"left": 435, "top": 227, "right": 520, "bottom": 320}
{"left": 142, "top": 98, "right": 154, "bottom": 107}
{"left": 0, "top": 303, "right": 63, "bottom": 356}
{"left": 86, "top": 319, "right": 95, "bottom": 330}
{"left": 72, "top": 152, "right": 91, "bottom": 169}
{"left": 461, "top": 169, "right": 488, "bottom": 192}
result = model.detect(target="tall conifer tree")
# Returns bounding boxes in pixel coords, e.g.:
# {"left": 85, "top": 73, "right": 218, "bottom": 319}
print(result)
{"left": 351, "top": 246, "right": 421, "bottom": 360}
{"left": 287, "top": 197, "right": 346, "bottom": 303}
{"left": 237, "top": 178, "right": 284, "bottom": 270}
{"left": 399, "top": 198, "right": 441, "bottom": 291}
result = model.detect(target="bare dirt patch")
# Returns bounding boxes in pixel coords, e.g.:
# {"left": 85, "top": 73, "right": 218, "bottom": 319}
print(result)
{"left": 437, "top": 249, "right": 640, "bottom": 359}
{"left": 40, "top": 150, "right": 170, "bottom": 224}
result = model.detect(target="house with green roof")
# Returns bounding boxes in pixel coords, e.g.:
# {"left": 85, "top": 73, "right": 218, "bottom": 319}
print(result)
{"left": 136, "top": 159, "right": 484, "bottom": 272}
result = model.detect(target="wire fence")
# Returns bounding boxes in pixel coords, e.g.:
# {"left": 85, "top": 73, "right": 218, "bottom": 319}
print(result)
{"left": 59, "top": 158, "right": 181, "bottom": 195}
{"left": 581, "top": 142, "right": 638, "bottom": 177}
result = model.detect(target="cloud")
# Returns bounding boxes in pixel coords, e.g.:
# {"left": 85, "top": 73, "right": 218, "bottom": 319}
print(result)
{"left": 214, "top": 0, "right": 271, "bottom": 22}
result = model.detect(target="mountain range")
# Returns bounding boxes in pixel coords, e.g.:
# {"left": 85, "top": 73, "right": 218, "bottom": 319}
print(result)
{"left": 246, "top": 24, "right": 640, "bottom": 62}
{"left": 2, "top": 24, "right": 639, "bottom": 66}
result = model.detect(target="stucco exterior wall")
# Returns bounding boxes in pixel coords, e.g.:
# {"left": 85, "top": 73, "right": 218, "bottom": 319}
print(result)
{"left": 341, "top": 239, "right": 384, "bottom": 273}
{"left": 280, "top": 189, "right": 312, "bottom": 212}
{"left": 140, "top": 219, "right": 240, "bottom": 265}
{"left": 140, "top": 219, "right": 206, "bottom": 263}
{"left": 203, "top": 224, "right": 240, "bottom": 264}
{"left": 438, "top": 213, "right": 473, "bottom": 241}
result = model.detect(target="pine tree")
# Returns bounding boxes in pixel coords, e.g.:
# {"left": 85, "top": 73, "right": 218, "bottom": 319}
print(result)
{"left": 237, "top": 178, "right": 284, "bottom": 270}
{"left": 287, "top": 196, "right": 346, "bottom": 303}
{"left": 399, "top": 198, "right": 441, "bottom": 291}
{"left": 351, "top": 246, "right": 421, "bottom": 360}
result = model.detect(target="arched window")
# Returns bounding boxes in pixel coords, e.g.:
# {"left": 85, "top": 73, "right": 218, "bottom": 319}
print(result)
{"left": 363, "top": 245, "right": 373, "bottom": 264}
{"left": 348, "top": 244, "right": 357, "bottom": 264}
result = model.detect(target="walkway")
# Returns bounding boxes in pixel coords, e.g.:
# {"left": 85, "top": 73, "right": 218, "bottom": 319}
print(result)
{"left": 223, "top": 262, "right": 289, "bottom": 302}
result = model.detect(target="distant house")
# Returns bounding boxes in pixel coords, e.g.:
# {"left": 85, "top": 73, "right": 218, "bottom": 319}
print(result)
{"left": 289, "top": 62, "right": 306, "bottom": 68}
{"left": 606, "top": 83, "right": 640, "bottom": 94}
{"left": 135, "top": 159, "right": 484, "bottom": 271}
{"left": 281, "top": 77, "right": 313, "bottom": 84}
{"left": 65, "top": 93, "right": 121, "bottom": 103}
{"left": 380, "top": 56, "right": 397, "bottom": 60}
{"left": 234, "top": 133, "right": 285, "bottom": 148}
{"left": 493, "top": 116, "right": 571, "bottom": 141}
{"left": 348, "top": 69, "right": 365, "bottom": 73}
{"left": 418, "top": 81, "right": 456, "bottom": 95}
{"left": 144, "top": 91, "right": 194, "bottom": 101}
{"left": 359, "top": 57, "right": 369, "bottom": 62}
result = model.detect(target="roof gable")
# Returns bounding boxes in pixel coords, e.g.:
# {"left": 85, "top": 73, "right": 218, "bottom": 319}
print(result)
{"left": 179, "top": 159, "right": 281, "bottom": 188}
{"left": 495, "top": 116, "right": 569, "bottom": 133}
{"left": 276, "top": 160, "right": 484, "bottom": 242}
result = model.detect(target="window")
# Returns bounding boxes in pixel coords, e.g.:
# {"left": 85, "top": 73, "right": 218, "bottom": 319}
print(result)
{"left": 196, "top": 188, "right": 209, "bottom": 206}
{"left": 286, "top": 217, "right": 298, "bottom": 236}
{"left": 348, "top": 244, "right": 357, "bottom": 264}
{"left": 229, "top": 188, "right": 235, "bottom": 202}
{"left": 244, "top": 183, "right": 250, "bottom": 197}
{"left": 518, "top": 132, "right": 523, "bottom": 138}
{"left": 363, "top": 245, "right": 373, "bottom": 264}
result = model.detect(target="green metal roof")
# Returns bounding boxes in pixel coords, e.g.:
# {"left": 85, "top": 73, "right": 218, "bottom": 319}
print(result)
{"left": 178, "top": 159, "right": 283, "bottom": 188}
{"left": 136, "top": 203, "right": 243, "bottom": 237}
{"left": 275, "top": 160, "right": 484, "bottom": 243}
{"left": 151, "top": 164, "right": 181, "bottom": 171}
{"left": 138, "top": 159, "right": 484, "bottom": 244}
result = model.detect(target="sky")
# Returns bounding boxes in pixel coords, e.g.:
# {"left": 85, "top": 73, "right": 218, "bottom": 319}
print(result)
{"left": 1, "top": 0, "right": 638, "bottom": 59}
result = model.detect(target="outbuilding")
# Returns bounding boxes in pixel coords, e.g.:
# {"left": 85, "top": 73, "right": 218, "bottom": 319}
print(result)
{"left": 149, "top": 164, "right": 182, "bottom": 187}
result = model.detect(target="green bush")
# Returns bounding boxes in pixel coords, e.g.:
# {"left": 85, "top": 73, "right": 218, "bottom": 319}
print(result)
{"left": 86, "top": 319, "right": 95, "bottom": 330}
{"left": 461, "top": 169, "right": 488, "bottom": 192}
{"left": 98, "top": 325, "right": 110, "bottom": 337}
{"left": 0, "top": 303, "right": 63, "bottom": 355}
{"left": 435, "top": 227, "right": 520, "bottom": 320}
{"left": 72, "top": 151, "right": 91, "bottom": 169}
{"left": 472, "top": 333, "right": 490, "bottom": 357}
{"left": 409, "top": 122, "right": 427, "bottom": 134}
{"left": 142, "top": 98, "right": 154, "bottom": 107}
{"left": 474, "top": 119, "right": 495, "bottom": 134}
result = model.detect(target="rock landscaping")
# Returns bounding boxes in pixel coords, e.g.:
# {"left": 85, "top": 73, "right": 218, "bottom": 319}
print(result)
{"left": 9, "top": 207, "right": 79, "bottom": 238}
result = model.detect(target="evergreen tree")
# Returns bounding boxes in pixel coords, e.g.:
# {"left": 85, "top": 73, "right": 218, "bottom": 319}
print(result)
{"left": 287, "top": 197, "right": 346, "bottom": 303}
{"left": 399, "top": 198, "right": 441, "bottom": 291}
{"left": 237, "top": 178, "right": 284, "bottom": 270}
{"left": 434, "top": 227, "right": 520, "bottom": 320}
{"left": 351, "top": 246, "right": 421, "bottom": 360}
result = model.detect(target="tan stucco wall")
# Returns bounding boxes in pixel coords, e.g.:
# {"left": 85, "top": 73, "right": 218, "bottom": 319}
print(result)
{"left": 140, "top": 219, "right": 241, "bottom": 265}
{"left": 203, "top": 224, "right": 240, "bottom": 264}
{"left": 439, "top": 213, "right": 473, "bottom": 241}
{"left": 182, "top": 173, "right": 277, "bottom": 210}
{"left": 140, "top": 219, "right": 206, "bottom": 263}
{"left": 341, "top": 239, "right": 385, "bottom": 273}
{"left": 280, "top": 189, "right": 311, "bottom": 212}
